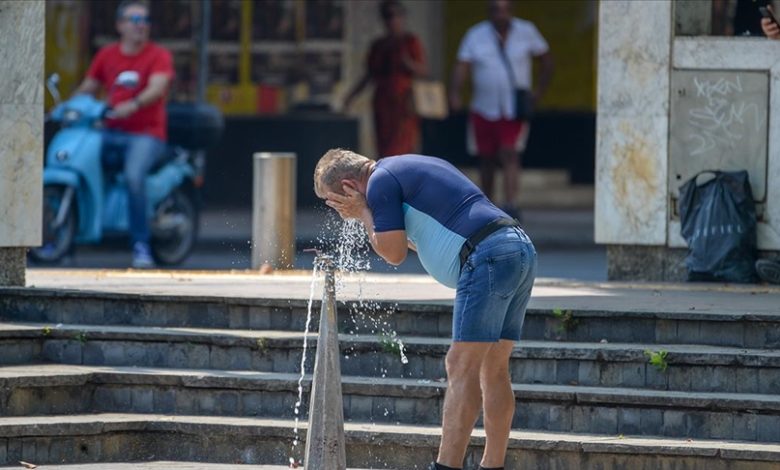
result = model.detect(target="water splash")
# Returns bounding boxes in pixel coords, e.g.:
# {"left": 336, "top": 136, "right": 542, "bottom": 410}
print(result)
{"left": 290, "top": 261, "right": 321, "bottom": 459}
{"left": 397, "top": 338, "right": 409, "bottom": 365}
{"left": 334, "top": 219, "right": 372, "bottom": 289}
{"left": 289, "top": 210, "right": 409, "bottom": 464}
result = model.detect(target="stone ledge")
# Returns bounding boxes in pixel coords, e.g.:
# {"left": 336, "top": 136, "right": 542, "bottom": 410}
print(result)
{"left": 4, "top": 286, "right": 780, "bottom": 322}
{"left": 3, "top": 365, "right": 780, "bottom": 414}
{"left": 0, "top": 248, "right": 25, "bottom": 287}
{"left": 0, "top": 413, "right": 778, "bottom": 463}
{"left": 33, "top": 464, "right": 364, "bottom": 470}
{"left": 3, "top": 321, "right": 780, "bottom": 368}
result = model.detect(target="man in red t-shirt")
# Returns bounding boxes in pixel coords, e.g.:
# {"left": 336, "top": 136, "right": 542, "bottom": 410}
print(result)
{"left": 74, "top": 0, "right": 174, "bottom": 268}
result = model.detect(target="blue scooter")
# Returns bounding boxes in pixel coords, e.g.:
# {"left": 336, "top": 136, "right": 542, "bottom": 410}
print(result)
{"left": 30, "top": 74, "right": 223, "bottom": 265}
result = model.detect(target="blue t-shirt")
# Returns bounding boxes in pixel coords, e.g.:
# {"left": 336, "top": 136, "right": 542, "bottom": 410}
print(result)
{"left": 366, "top": 154, "right": 508, "bottom": 288}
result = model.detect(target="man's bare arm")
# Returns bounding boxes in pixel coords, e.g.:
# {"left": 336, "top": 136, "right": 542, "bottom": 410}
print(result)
{"left": 111, "top": 73, "right": 171, "bottom": 119}
{"left": 134, "top": 73, "right": 171, "bottom": 106}
{"left": 449, "top": 60, "right": 470, "bottom": 111}
{"left": 357, "top": 208, "right": 408, "bottom": 265}
{"left": 533, "top": 51, "right": 554, "bottom": 101}
{"left": 343, "top": 72, "right": 371, "bottom": 110}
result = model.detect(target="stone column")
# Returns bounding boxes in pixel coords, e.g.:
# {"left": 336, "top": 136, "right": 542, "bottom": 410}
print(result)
{"left": 0, "top": 1, "right": 44, "bottom": 286}
{"left": 595, "top": 1, "right": 673, "bottom": 280}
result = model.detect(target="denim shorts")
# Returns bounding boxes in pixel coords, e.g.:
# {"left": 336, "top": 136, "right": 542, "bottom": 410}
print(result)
{"left": 452, "top": 226, "right": 537, "bottom": 342}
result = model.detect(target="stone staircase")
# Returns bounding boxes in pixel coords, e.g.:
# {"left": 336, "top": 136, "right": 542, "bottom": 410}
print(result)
{"left": 0, "top": 288, "right": 779, "bottom": 469}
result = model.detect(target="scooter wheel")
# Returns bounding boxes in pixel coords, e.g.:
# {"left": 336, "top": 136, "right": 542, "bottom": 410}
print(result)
{"left": 150, "top": 188, "right": 198, "bottom": 266}
{"left": 28, "top": 184, "right": 77, "bottom": 264}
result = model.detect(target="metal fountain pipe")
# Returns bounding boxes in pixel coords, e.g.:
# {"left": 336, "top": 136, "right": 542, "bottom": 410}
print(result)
{"left": 305, "top": 254, "right": 346, "bottom": 469}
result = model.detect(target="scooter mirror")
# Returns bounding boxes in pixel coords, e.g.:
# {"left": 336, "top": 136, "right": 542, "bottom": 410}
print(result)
{"left": 46, "top": 73, "right": 62, "bottom": 104}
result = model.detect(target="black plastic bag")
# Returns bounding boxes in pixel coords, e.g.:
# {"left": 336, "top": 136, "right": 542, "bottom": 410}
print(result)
{"left": 678, "top": 170, "right": 757, "bottom": 283}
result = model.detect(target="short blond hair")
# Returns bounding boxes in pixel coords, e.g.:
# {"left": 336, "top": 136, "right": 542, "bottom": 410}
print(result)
{"left": 313, "top": 148, "right": 371, "bottom": 198}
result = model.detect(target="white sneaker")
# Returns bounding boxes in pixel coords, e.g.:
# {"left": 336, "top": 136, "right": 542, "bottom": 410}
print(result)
{"left": 132, "top": 242, "right": 155, "bottom": 269}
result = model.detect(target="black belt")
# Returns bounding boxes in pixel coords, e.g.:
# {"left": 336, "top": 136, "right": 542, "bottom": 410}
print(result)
{"left": 459, "top": 218, "right": 521, "bottom": 269}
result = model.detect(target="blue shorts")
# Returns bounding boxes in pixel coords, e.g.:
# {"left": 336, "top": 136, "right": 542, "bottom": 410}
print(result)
{"left": 452, "top": 226, "right": 537, "bottom": 342}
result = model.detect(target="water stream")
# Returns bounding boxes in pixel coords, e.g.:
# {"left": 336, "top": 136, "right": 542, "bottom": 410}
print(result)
{"left": 289, "top": 261, "right": 321, "bottom": 466}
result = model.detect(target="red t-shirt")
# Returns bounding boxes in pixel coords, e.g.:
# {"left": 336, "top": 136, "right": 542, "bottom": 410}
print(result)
{"left": 86, "top": 42, "right": 174, "bottom": 141}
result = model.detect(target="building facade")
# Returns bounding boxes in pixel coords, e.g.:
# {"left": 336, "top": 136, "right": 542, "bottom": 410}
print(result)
{"left": 596, "top": 0, "right": 780, "bottom": 280}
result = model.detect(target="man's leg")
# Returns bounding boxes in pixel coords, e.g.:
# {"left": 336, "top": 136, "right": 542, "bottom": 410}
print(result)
{"left": 470, "top": 112, "right": 499, "bottom": 202}
{"left": 123, "top": 134, "right": 164, "bottom": 247}
{"left": 479, "top": 339, "right": 515, "bottom": 468}
{"left": 437, "top": 341, "right": 494, "bottom": 468}
{"left": 480, "top": 157, "right": 497, "bottom": 201}
{"left": 499, "top": 147, "right": 519, "bottom": 210}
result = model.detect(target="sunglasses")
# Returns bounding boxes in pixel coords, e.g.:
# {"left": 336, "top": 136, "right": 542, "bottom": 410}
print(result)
{"left": 122, "top": 14, "right": 150, "bottom": 25}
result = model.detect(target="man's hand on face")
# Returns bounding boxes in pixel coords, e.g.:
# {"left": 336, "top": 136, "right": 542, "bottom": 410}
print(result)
{"left": 111, "top": 99, "right": 141, "bottom": 119}
{"left": 763, "top": 17, "right": 780, "bottom": 39}
{"left": 325, "top": 185, "right": 369, "bottom": 220}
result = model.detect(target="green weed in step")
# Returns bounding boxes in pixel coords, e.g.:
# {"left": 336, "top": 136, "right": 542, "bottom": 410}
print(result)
{"left": 378, "top": 333, "right": 402, "bottom": 355}
{"left": 256, "top": 337, "right": 269, "bottom": 354}
{"left": 644, "top": 349, "right": 669, "bottom": 372}
{"left": 73, "top": 331, "right": 88, "bottom": 344}
{"left": 553, "top": 308, "right": 579, "bottom": 334}
{"left": 41, "top": 326, "right": 53, "bottom": 336}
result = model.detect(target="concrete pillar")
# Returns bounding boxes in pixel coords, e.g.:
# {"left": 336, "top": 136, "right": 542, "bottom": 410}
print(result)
{"left": 595, "top": 1, "right": 672, "bottom": 249}
{"left": 0, "top": 249, "right": 26, "bottom": 286}
{"left": 305, "top": 255, "right": 346, "bottom": 470}
{"left": 251, "top": 152, "right": 296, "bottom": 269}
{"left": 0, "top": 1, "right": 45, "bottom": 286}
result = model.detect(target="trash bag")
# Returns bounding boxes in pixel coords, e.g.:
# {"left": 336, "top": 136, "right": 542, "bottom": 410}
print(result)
{"left": 678, "top": 170, "right": 758, "bottom": 283}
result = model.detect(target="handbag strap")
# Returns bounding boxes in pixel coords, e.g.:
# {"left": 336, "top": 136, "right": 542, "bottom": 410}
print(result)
{"left": 494, "top": 29, "right": 519, "bottom": 88}
{"left": 692, "top": 170, "right": 722, "bottom": 186}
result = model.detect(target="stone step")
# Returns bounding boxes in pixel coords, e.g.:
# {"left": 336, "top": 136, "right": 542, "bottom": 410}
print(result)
{"left": 31, "top": 464, "right": 337, "bottom": 470}
{"left": 2, "top": 365, "right": 780, "bottom": 442}
{"left": 0, "top": 413, "right": 778, "bottom": 469}
{"left": 3, "top": 289, "right": 779, "bottom": 348}
{"left": 2, "top": 322, "right": 779, "bottom": 395}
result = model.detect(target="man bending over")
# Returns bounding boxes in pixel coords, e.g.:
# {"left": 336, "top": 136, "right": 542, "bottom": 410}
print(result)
{"left": 313, "top": 149, "right": 537, "bottom": 470}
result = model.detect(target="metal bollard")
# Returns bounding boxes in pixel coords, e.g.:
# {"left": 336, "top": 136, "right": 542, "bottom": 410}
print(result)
{"left": 305, "top": 254, "right": 346, "bottom": 469}
{"left": 252, "top": 152, "right": 296, "bottom": 269}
